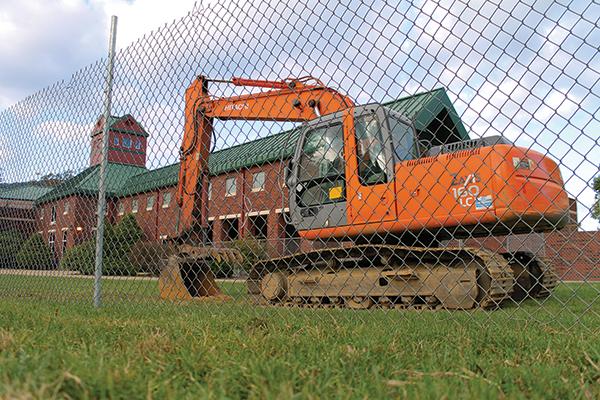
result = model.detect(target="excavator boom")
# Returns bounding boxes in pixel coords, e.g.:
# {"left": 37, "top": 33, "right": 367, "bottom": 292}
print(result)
{"left": 161, "top": 76, "right": 352, "bottom": 301}
{"left": 176, "top": 75, "right": 353, "bottom": 238}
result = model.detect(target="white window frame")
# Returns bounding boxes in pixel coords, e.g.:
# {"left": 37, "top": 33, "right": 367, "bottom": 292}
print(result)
{"left": 48, "top": 231, "right": 56, "bottom": 257}
{"left": 61, "top": 229, "right": 68, "bottom": 254}
{"left": 135, "top": 139, "right": 142, "bottom": 150}
{"left": 122, "top": 137, "right": 132, "bottom": 149}
{"left": 252, "top": 171, "right": 265, "bottom": 192}
{"left": 207, "top": 181, "right": 212, "bottom": 201}
{"left": 225, "top": 177, "right": 236, "bottom": 197}
{"left": 63, "top": 201, "right": 70, "bottom": 215}
{"left": 132, "top": 199, "right": 139, "bottom": 213}
{"left": 113, "top": 136, "right": 119, "bottom": 146}
{"left": 50, "top": 205, "right": 56, "bottom": 225}
{"left": 117, "top": 201, "right": 125, "bottom": 216}
{"left": 162, "top": 192, "right": 171, "bottom": 208}
{"left": 146, "top": 195, "right": 155, "bottom": 211}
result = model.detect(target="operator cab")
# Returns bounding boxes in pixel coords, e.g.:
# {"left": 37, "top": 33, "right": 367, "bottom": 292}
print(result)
{"left": 288, "top": 104, "right": 421, "bottom": 232}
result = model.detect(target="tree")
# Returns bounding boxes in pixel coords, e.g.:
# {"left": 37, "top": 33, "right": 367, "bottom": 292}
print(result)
{"left": 15, "top": 233, "right": 55, "bottom": 270}
{"left": 592, "top": 175, "right": 600, "bottom": 221}
{"left": 0, "top": 230, "right": 24, "bottom": 268}
{"left": 37, "top": 170, "right": 75, "bottom": 186}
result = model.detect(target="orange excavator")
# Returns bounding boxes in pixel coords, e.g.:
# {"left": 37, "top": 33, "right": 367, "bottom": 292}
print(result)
{"left": 158, "top": 75, "right": 569, "bottom": 310}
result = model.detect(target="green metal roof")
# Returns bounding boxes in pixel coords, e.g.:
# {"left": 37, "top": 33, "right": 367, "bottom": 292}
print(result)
{"left": 383, "top": 88, "right": 469, "bottom": 140}
{"left": 35, "top": 88, "right": 470, "bottom": 200}
{"left": 91, "top": 114, "right": 149, "bottom": 138}
{"left": 0, "top": 182, "right": 54, "bottom": 201}
{"left": 35, "top": 163, "right": 147, "bottom": 204}
{"left": 119, "top": 164, "right": 179, "bottom": 197}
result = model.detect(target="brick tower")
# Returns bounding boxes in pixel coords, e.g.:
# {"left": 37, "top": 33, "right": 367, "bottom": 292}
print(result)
{"left": 89, "top": 114, "right": 148, "bottom": 167}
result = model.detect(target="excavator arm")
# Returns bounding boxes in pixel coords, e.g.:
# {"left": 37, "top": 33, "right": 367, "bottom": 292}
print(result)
{"left": 159, "top": 76, "right": 352, "bottom": 301}
{"left": 176, "top": 75, "right": 353, "bottom": 240}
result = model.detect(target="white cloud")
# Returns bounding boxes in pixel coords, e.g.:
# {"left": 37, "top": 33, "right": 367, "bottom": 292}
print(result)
{"left": 0, "top": 0, "right": 199, "bottom": 110}
{"left": 33, "top": 120, "right": 94, "bottom": 142}
{"left": 96, "top": 0, "right": 201, "bottom": 49}
{"left": 0, "top": 136, "right": 8, "bottom": 163}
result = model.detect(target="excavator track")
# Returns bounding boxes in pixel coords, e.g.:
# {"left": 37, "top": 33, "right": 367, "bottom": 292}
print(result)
{"left": 534, "top": 257, "right": 559, "bottom": 298}
{"left": 501, "top": 252, "right": 558, "bottom": 301}
{"left": 248, "top": 245, "right": 516, "bottom": 310}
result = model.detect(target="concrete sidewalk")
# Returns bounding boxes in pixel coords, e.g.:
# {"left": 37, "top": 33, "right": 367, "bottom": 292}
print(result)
{"left": 0, "top": 268, "right": 245, "bottom": 283}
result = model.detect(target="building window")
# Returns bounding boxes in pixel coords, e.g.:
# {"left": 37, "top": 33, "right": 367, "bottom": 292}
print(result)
{"left": 146, "top": 195, "right": 155, "bottom": 211}
{"left": 61, "top": 230, "right": 68, "bottom": 255}
{"left": 208, "top": 181, "right": 212, "bottom": 201}
{"left": 162, "top": 192, "right": 171, "bottom": 208}
{"left": 252, "top": 172, "right": 265, "bottom": 192}
{"left": 132, "top": 199, "right": 139, "bottom": 213}
{"left": 48, "top": 232, "right": 56, "bottom": 258}
{"left": 135, "top": 139, "right": 142, "bottom": 150}
{"left": 248, "top": 214, "right": 268, "bottom": 239}
{"left": 63, "top": 201, "right": 70, "bottom": 215}
{"left": 222, "top": 218, "right": 239, "bottom": 241}
{"left": 225, "top": 177, "right": 236, "bottom": 197}
{"left": 113, "top": 136, "right": 119, "bottom": 146}
{"left": 40, "top": 210, "right": 44, "bottom": 220}
{"left": 122, "top": 137, "right": 132, "bottom": 148}
{"left": 50, "top": 206, "right": 56, "bottom": 224}
{"left": 117, "top": 201, "right": 125, "bottom": 215}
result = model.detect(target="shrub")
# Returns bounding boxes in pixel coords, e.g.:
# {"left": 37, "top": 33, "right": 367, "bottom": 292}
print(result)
{"left": 105, "top": 214, "right": 143, "bottom": 258}
{"left": 104, "top": 214, "right": 144, "bottom": 276}
{"left": 60, "top": 214, "right": 144, "bottom": 276}
{"left": 16, "top": 233, "right": 54, "bottom": 269}
{"left": 211, "top": 238, "right": 269, "bottom": 278}
{"left": 0, "top": 230, "right": 24, "bottom": 268}
{"left": 60, "top": 239, "right": 95, "bottom": 274}
{"left": 129, "top": 241, "right": 175, "bottom": 276}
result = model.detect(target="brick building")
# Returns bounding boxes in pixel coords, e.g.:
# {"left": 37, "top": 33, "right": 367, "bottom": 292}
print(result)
{"left": 33, "top": 89, "right": 470, "bottom": 259}
{"left": 1, "top": 89, "right": 598, "bottom": 280}
{"left": 0, "top": 182, "right": 53, "bottom": 236}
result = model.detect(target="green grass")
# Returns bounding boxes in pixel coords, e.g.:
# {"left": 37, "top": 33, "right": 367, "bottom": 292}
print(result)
{"left": 0, "top": 275, "right": 598, "bottom": 399}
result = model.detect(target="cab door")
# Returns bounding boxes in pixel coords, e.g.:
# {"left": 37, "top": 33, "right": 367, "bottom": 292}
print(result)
{"left": 345, "top": 105, "right": 397, "bottom": 228}
{"left": 288, "top": 110, "right": 349, "bottom": 232}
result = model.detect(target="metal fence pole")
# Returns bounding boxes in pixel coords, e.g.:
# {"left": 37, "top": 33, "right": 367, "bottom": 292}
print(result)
{"left": 94, "top": 15, "right": 118, "bottom": 308}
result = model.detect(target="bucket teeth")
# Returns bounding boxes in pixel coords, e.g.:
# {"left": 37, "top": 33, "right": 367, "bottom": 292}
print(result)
{"left": 158, "top": 245, "right": 242, "bottom": 301}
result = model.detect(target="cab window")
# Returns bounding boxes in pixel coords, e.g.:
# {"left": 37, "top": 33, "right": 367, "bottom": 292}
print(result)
{"left": 389, "top": 116, "right": 417, "bottom": 161}
{"left": 297, "top": 123, "right": 345, "bottom": 206}
{"left": 355, "top": 113, "right": 389, "bottom": 185}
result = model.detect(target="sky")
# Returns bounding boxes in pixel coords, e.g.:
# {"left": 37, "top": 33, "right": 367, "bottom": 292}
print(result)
{"left": 0, "top": 0, "right": 202, "bottom": 109}
{"left": 0, "top": 0, "right": 598, "bottom": 229}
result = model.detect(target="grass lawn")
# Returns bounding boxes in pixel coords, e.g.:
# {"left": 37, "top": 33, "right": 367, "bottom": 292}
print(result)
{"left": 0, "top": 274, "right": 598, "bottom": 399}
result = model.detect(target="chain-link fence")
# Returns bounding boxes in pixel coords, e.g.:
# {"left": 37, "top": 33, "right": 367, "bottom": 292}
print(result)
{"left": 0, "top": 0, "right": 598, "bottom": 328}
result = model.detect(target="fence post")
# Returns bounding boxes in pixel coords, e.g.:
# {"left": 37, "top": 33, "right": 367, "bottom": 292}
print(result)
{"left": 94, "top": 15, "right": 118, "bottom": 308}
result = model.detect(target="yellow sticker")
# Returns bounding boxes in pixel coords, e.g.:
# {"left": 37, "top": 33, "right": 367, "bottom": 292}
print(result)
{"left": 329, "top": 186, "right": 343, "bottom": 200}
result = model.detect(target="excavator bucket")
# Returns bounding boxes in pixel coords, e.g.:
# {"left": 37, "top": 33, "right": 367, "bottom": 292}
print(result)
{"left": 159, "top": 245, "right": 243, "bottom": 301}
